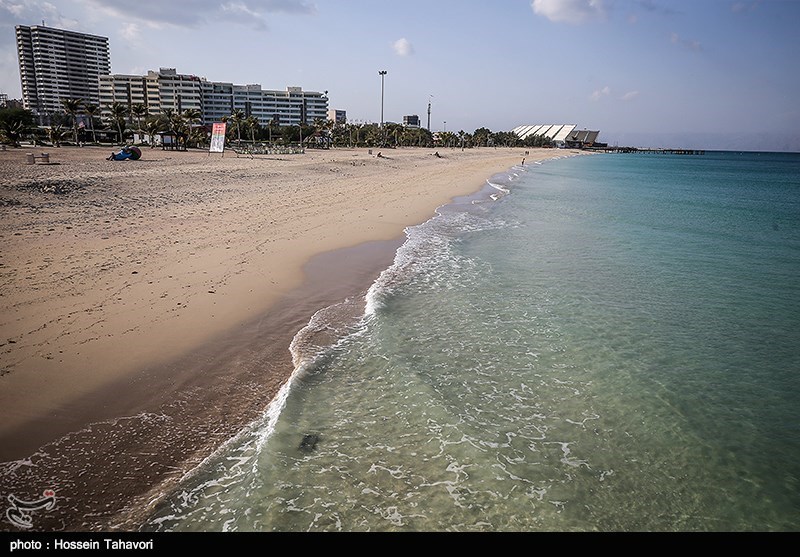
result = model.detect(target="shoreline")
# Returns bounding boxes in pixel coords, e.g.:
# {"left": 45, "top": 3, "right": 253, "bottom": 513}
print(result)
{"left": 0, "top": 145, "right": 570, "bottom": 531}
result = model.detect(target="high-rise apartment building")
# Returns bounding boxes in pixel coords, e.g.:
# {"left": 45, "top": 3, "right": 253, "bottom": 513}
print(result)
{"left": 15, "top": 25, "right": 110, "bottom": 123}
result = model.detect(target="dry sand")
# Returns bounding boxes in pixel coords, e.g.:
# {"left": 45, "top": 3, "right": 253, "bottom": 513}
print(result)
{"left": 0, "top": 144, "right": 566, "bottom": 530}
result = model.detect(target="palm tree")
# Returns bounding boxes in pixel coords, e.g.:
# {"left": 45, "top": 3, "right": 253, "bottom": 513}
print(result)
{"left": 313, "top": 117, "right": 333, "bottom": 149}
{"left": 83, "top": 103, "right": 100, "bottom": 144}
{"left": 143, "top": 116, "right": 164, "bottom": 148}
{"left": 1, "top": 118, "right": 26, "bottom": 147}
{"left": 0, "top": 108, "right": 34, "bottom": 147}
{"left": 47, "top": 123, "right": 66, "bottom": 147}
{"left": 245, "top": 115, "right": 259, "bottom": 144}
{"left": 61, "top": 98, "right": 84, "bottom": 144}
{"left": 161, "top": 108, "right": 184, "bottom": 148}
{"left": 108, "top": 102, "right": 129, "bottom": 144}
{"left": 182, "top": 108, "right": 201, "bottom": 125}
{"left": 182, "top": 109, "right": 202, "bottom": 147}
{"left": 130, "top": 103, "right": 148, "bottom": 136}
{"left": 229, "top": 109, "right": 246, "bottom": 144}
{"left": 267, "top": 116, "right": 279, "bottom": 144}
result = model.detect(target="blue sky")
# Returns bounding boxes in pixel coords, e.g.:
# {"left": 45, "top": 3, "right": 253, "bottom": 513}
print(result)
{"left": 1, "top": 0, "right": 799, "bottom": 150}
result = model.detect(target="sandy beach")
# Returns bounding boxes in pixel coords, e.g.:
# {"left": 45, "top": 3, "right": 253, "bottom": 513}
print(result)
{"left": 0, "top": 144, "right": 565, "bottom": 531}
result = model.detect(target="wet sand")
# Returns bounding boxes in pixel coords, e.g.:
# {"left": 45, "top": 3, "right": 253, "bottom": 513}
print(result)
{"left": 0, "top": 144, "right": 564, "bottom": 531}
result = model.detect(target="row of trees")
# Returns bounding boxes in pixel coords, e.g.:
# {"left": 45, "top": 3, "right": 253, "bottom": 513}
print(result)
{"left": 1, "top": 98, "right": 555, "bottom": 150}
{"left": 325, "top": 123, "right": 553, "bottom": 149}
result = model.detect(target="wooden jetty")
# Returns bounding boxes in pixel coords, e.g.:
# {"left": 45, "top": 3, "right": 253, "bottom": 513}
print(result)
{"left": 599, "top": 146, "right": 706, "bottom": 155}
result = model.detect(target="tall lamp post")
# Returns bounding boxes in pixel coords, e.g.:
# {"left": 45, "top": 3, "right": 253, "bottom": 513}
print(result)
{"left": 379, "top": 70, "right": 387, "bottom": 146}
{"left": 379, "top": 71, "right": 387, "bottom": 128}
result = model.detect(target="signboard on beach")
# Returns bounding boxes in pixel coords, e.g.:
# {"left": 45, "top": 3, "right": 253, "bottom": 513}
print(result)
{"left": 209, "top": 122, "right": 226, "bottom": 153}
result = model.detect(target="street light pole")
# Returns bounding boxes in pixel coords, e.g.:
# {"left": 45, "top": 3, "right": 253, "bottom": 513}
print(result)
{"left": 427, "top": 95, "right": 433, "bottom": 132}
{"left": 378, "top": 71, "right": 387, "bottom": 128}
{"left": 378, "top": 70, "right": 387, "bottom": 147}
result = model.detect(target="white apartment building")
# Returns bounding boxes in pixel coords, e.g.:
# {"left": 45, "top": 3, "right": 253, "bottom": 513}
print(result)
{"left": 328, "top": 109, "right": 347, "bottom": 125}
{"left": 201, "top": 83, "right": 327, "bottom": 126}
{"left": 15, "top": 25, "right": 110, "bottom": 123}
{"left": 98, "top": 68, "right": 327, "bottom": 127}
{"left": 98, "top": 68, "right": 203, "bottom": 120}
{"left": 98, "top": 74, "right": 155, "bottom": 117}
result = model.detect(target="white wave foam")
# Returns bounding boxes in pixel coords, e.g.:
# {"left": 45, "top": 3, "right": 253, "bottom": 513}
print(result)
{"left": 486, "top": 181, "right": 510, "bottom": 195}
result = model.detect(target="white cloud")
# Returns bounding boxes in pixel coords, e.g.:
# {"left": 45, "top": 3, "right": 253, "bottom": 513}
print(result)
{"left": 531, "top": 0, "right": 606, "bottom": 24}
{"left": 671, "top": 31, "right": 702, "bottom": 52}
{"left": 120, "top": 22, "right": 140, "bottom": 41}
{"left": 621, "top": 90, "right": 639, "bottom": 101}
{"left": 732, "top": 1, "right": 761, "bottom": 13}
{"left": 76, "top": 0, "right": 316, "bottom": 30}
{"left": 590, "top": 85, "right": 611, "bottom": 101}
{"left": 393, "top": 37, "right": 414, "bottom": 57}
{"left": 1, "top": 0, "right": 79, "bottom": 29}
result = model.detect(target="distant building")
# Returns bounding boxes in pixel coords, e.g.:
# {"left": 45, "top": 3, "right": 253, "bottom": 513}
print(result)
{"left": 1, "top": 97, "right": 24, "bottom": 109}
{"left": 403, "top": 115, "right": 420, "bottom": 128}
{"left": 564, "top": 129, "right": 605, "bottom": 149}
{"left": 328, "top": 109, "right": 347, "bottom": 125}
{"left": 15, "top": 24, "right": 110, "bottom": 123}
{"left": 98, "top": 68, "right": 328, "bottom": 127}
{"left": 512, "top": 124, "right": 578, "bottom": 145}
{"left": 512, "top": 124, "right": 607, "bottom": 148}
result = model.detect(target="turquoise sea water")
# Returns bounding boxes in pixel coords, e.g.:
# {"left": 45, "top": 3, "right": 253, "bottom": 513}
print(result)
{"left": 143, "top": 151, "right": 800, "bottom": 532}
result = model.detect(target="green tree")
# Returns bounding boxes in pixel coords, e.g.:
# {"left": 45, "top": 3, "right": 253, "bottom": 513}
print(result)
{"left": 61, "top": 98, "right": 84, "bottom": 144}
{"left": 143, "top": 116, "right": 164, "bottom": 148}
{"left": 266, "top": 116, "right": 279, "bottom": 144}
{"left": 229, "top": 109, "right": 246, "bottom": 144}
{"left": 182, "top": 108, "right": 201, "bottom": 127}
{"left": 183, "top": 109, "right": 203, "bottom": 147}
{"left": 473, "top": 127, "right": 492, "bottom": 148}
{"left": 47, "top": 123, "right": 67, "bottom": 147}
{"left": 83, "top": 103, "right": 100, "bottom": 144}
{"left": 244, "top": 115, "right": 259, "bottom": 144}
{"left": 162, "top": 108, "right": 188, "bottom": 149}
{"left": 130, "top": 103, "right": 148, "bottom": 135}
{"left": 0, "top": 107, "right": 35, "bottom": 147}
{"left": 107, "top": 102, "right": 130, "bottom": 144}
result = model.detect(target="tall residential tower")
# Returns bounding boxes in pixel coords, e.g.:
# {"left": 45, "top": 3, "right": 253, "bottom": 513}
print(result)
{"left": 15, "top": 24, "right": 110, "bottom": 123}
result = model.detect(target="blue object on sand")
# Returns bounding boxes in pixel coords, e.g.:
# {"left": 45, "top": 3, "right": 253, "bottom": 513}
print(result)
{"left": 108, "top": 146, "right": 142, "bottom": 161}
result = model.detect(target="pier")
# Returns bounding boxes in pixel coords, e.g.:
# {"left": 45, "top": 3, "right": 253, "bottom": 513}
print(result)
{"left": 599, "top": 147, "right": 706, "bottom": 155}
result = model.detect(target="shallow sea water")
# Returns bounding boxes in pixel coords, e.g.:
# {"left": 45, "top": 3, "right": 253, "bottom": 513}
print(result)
{"left": 143, "top": 151, "right": 800, "bottom": 532}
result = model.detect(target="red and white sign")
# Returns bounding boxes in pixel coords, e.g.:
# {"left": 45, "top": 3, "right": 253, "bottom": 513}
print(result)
{"left": 209, "top": 122, "right": 226, "bottom": 153}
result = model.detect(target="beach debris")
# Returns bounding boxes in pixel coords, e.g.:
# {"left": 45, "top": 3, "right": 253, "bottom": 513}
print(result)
{"left": 299, "top": 433, "right": 320, "bottom": 453}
